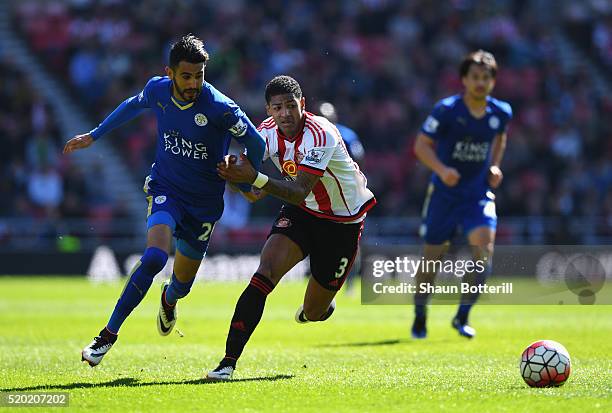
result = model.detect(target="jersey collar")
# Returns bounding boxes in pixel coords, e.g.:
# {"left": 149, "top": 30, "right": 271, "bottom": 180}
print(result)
{"left": 460, "top": 94, "right": 490, "bottom": 120}
{"left": 171, "top": 95, "right": 195, "bottom": 110}
{"left": 167, "top": 79, "right": 200, "bottom": 110}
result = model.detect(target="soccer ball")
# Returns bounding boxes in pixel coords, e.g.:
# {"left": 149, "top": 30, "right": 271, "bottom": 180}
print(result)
{"left": 520, "top": 340, "right": 571, "bottom": 387}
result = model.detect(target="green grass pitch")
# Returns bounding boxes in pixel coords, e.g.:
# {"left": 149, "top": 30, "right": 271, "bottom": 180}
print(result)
{"left": 0, "top": 276, "right": 610, "bottom": 412}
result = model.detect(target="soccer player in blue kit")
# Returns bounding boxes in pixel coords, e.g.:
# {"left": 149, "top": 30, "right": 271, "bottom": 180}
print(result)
{"left": 63, "top": 35, "right": 265, "bottom": 366}
{"left": 412, "top": 50, "right": 512, "bottom": 339}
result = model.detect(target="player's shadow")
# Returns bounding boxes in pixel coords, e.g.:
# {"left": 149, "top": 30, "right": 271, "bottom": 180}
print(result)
{"left": 317, "top": 339, "right": 405, "bottom": 348}
{"left": 2, "top": 374, "right": 294, "bottom": 392}
{"left": 318, "top": 337, "right": 454, "bottom": 347}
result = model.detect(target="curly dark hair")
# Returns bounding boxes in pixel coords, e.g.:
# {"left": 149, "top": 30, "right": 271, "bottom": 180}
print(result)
{"left": 169, "top": 34, "right": 209, "bottom": 68}
{"left": 265, "top": 75, "right": 302, "bottom": 103}
{"left": 459, "top": 50, "right": 497, "bottom": 78}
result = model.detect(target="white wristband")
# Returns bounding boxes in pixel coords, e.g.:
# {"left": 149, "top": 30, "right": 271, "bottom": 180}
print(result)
{"left": 252, "top": 172, "right": 269, "bottom": 189}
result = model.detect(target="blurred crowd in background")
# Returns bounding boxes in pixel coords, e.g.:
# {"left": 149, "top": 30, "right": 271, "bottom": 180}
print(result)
{"left": 0, "top": 57, "right": 112, "bottom": 220}
{"left": 0, "top": 55, "right": 131, "bottom": 248}
{"left": 563, "top": 0, "right": 612, "bottom": 77}
{"left": 3, "top": 0, "right": 612, "bottom": 245}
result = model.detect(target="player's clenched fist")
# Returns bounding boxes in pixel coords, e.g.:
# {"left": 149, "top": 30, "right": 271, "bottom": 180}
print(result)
{"left": 218, "top": 154, "right": 238, "bottom": 173}
{"left": 224, "top": 154, "right": 238, "bottom": 166}
{"left": 63, "top": 133, "right": 94, "bottom": 154}
{"left": 439, "top": 166, "right": 461, "bottom": 187}
{"left": 217, "top": 153, "right": 257, "bottom": 184}
{"left": 488, "top": 165, "right": 503, "bottom": 188}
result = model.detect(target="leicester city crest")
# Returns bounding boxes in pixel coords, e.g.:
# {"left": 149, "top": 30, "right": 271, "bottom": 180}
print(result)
{"left": 488, "top": 115, "right": 500, "bottom": 130}
{"left": 194, "top": 113, "right": 208, "bottom": 126}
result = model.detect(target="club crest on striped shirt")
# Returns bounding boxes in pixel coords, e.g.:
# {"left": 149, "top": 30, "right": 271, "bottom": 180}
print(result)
{"left": 282, "top": 160, "right": 297, "bottom": 177}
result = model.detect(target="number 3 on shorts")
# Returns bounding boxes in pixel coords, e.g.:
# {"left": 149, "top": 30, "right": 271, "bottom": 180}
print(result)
{"left": 334, "top": 257, "right": 349, "bottom": 278}
{"left": 198, "top": 222, "right": 214, "bottom": 242}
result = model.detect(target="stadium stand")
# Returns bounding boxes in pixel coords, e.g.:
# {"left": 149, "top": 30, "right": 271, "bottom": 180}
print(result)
{"left": 5, "top": 0, "right": 612, "bottom": 246}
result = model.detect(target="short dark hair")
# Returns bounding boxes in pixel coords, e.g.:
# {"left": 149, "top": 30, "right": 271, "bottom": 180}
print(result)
{"left": 265, "top": 75, "right": 302, "bottom": 103}
{"left": 169, "top": 34, "right": 209, "bottom": 68}
{"left": 459, "top": 50, "right": 497, "bottom": 78}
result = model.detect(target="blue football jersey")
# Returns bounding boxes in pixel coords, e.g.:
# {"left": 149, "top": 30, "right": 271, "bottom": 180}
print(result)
{"left": 336, "top": 123, "right": 364, "bottom": 160}
{"left": 420, "top": 94, "right": 512, "bottom": 198}
{"left": 96, "top": 76, "right": 259, "bottom": 208}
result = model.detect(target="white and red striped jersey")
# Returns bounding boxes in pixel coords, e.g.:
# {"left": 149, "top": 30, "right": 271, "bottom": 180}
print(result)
{"left": 257, "top": 111, "right": 376, "bottom": 223}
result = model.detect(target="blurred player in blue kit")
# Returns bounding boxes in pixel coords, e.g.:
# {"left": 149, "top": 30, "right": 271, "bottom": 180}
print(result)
{"left": 412, "top": 50, "right": 512, "bottom": 339}
{"left": 63, "top": 35, "right": 265, "bottom": 366}
{"left": 318, "top": 102, "right": 365, "bottom": 163}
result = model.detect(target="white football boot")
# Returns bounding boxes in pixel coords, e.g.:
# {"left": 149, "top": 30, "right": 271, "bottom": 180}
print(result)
{"left": 81, "top": 329, "right": 117, "bottom": 367}
{"left": 206, "top": 364, "right": 235, "bottom": 381}
{"left": 157, "top": 280, "right": 177, "bottom": 336}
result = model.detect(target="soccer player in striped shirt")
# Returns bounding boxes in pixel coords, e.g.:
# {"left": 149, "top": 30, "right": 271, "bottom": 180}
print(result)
{"left": 207, "top": 75, "right": 376, "bottom": 380}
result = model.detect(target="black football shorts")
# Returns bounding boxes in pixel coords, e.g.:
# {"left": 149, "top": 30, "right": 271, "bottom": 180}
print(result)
{"left": 268, "top": 205, "right": 364, "bottom": 291}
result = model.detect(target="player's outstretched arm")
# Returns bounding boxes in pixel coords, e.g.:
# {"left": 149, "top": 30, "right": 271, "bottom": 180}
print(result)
{"left": 85, "top": 77, "right": 156, "bottom": 143}
{"left": 88, "top": 95, "right": 148, "bottom": 142}
{"left": 217, "top": 154, "right": 319, "bottom": 205}
{"left": 63, "top": 133, "right": 94, "bottom": 154}
{"left": 64, "top": 93, "right": 145, "bottom": 154}
{"left": 64, "top": 78, "right": 153, "bottom": 155}
{"left": 414, "top": 133, "right": 460, "bottom": 187}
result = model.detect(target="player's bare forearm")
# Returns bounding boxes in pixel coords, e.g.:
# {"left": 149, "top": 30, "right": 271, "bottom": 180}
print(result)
{"left": 414, "top": 133, "right": 446, "bottom": 175}
{"left": 488, "top": 133, "right": 507, "bottom": 188}
{"left": 490, "top": 133, "right": 507, "bottom": 167}
{"left": 415, "top": 133, "right": 460, "bottom": 186}
{"left": 217, "top": 155, "right": 319, "bottom": 204}
{"left": 261, "top": 171, "right": 319, "bottom": 205}
{"left": 229, "top": 183, "right": 267, "bottom": 203}
{"left": 242, "top": 190, "right": 267, "bottom": 203}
